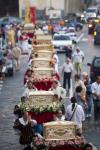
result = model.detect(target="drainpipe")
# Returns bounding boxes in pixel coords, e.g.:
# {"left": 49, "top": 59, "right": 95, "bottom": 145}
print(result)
{"left": 65, "top": 0, "right": 69, "bottom": 14}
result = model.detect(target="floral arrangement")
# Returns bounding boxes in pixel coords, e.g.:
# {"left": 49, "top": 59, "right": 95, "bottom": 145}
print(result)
{"left": 24, "top": 76, "right": 57, "bottom": 84}
{"left": 30, "top": 102, "right": 62, "bottom": 113}
{"left": 19, "top": 101, "right": 62, "bottom": 113}
{"left": 18, "top": 102, "right": 27, "bottom": 113}
{"left": 32, "top": 135, "right": 86, "bottom": 150}
{"left": 32, "top": 77, "right": 55, "bottom": 83}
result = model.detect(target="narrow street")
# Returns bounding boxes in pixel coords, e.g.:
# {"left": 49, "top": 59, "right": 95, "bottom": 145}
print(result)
{"left": 0, "top": 56, "right": 29, "bottom": 150}
{"left": 0, "top": 26, "right": 100, "bottom": 149}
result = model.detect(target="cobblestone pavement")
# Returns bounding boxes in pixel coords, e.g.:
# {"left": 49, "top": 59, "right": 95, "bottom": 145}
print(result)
{"left": 0, "top": 55, "right": 28, "bottom": 150}
{"left": 0, "top": 55, "right": 100, "bottom": 150}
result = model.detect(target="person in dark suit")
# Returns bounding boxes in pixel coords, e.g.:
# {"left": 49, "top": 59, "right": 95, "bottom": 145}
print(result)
{"left": 65, "top": 46, "right": 73, "bottom": 59}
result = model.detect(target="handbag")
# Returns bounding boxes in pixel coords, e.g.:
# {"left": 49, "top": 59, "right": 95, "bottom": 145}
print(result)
{"left": 69, "top": 104, "right": 77, "bottom": 121}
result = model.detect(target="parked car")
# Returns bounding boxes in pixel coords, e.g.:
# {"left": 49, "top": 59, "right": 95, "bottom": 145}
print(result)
{"left": 68, "top": 27, "right": 76, "bottom": 32}
{"left": 94, "top": 24, "right": 100, "bottom": 44}
{"left": 66, "top": 28, "right": 77, "bottom": 43}
{"left": 58, "top": 27, "right": 68, "bottom": 34}
{"left": 52, "top": 33, "right": 73, "bottom": 52}
{"left": 66, "top": 32, "right": 77, "bottom": 44}
{"left": 84, "top": 7, "right": 98, "bottom": 21}
{"left": 87, "top": 56, "right": 100, "bottom": 82}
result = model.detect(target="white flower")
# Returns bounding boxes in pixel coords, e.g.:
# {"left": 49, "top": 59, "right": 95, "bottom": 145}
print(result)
{"left": 39, "top": 107, "right": 44, "bottom": 112}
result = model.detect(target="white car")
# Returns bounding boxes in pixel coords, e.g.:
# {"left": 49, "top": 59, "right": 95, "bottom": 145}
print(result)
{"left": 84, "top": 7, "right": 98, "bottom": 21}
{"left": 58, "top": 27, "right": 68, "bottom": 34}
{"left": 68, "top": 27, "right": 76, "bottom": 32}
{"left": 52, "top": 34, "right": 73, "bottom": 52}
{"left": 66, "top": 28, "right": 77, "bottom": 43}
{"left": 66, "top": 32, "right": 77, "bottom": 43}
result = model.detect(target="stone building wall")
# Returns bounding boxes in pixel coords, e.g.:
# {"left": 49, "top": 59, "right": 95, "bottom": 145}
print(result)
{"left": 64, "top": 0, "right": 82, "bottom": 13}
{"left": 0, "top": 0, "right": 18, "bottom": 17}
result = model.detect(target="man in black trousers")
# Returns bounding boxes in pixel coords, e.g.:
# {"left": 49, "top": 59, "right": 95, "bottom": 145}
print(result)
{"left": 65, "top": 46, "right": 73, "bottom": 59}
{"left": 62, "top": 58, "right": 73, "bottom": 94}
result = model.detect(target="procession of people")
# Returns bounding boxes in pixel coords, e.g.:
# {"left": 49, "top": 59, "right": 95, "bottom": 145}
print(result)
{"left": 0, "top": 21, "right": 99, "bottom": 150}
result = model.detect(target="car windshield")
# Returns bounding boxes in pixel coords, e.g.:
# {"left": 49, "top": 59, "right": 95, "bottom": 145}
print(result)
{"left": 54, "top": 35, "right": 70, "bottom": 40}
{"left": 94, "top": 59, "right": 100, "bottom": 67}
{"left": 86, "top": 9, "right": 96, "bottom": 13}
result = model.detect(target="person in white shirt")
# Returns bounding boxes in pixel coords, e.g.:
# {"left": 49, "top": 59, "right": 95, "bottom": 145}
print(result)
{"left": 35, "top": 27, "right": 44, "bottom": 35}
{"left": 42, "top": 24, "right": 48, "bottom": 34}
{"left": 52, "top": 51, "right": 60, "bottom": 80}
{"left": 62, "top": 58, "right": 73, "bottom": 93}
{"left": 53, "top": 57, "right": 59, "bottom": 77}
{"left": 53, "top": 51, "right": 59, "bottom": 64}
{"left": 17, "top": 27, "right": 22, "bottom": 47}
{"left": 23, "top": 81, "right": 37, "bottom": 98}
{"left": 72, "top": 47, "right": 84, "bottom": 75}
{"left": 65, "top": 97, "right": 85, "bottom": 135}
{"left": 19, "top": 112, "right": 37, "bottom": 126}
{"left": 91, "top": 76, "right": 100, "bottom": 123}
{"left": 53, "top": 110, "right": 65, "bottom": 121}
{"left": 50, "top": 80, "right": 66, "bottom": 100}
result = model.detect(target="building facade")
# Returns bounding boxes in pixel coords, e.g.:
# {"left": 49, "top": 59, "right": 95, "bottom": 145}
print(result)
{"left": 0, "top": 0, "right": 18, "bottom": 17}
{"left": 19, "top": 0, "right": 84, "bottom": 18}
{"left": 64, "top": 0, "right": 83, "bottom": 13}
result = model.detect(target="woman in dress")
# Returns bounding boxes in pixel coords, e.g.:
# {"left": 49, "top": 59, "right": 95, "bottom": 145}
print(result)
{"left": 7, "top": 27, "right": 15, "bottom": 47}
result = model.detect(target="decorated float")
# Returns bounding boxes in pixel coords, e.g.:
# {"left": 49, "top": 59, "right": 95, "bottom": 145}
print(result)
{"left": 32, "top": 121, "right": 86, "bottom": 150}
{"left": 22, "top": 23, "right": 35, "bottom": 39}
{"left": 19, "top": 91, "right": 61, "bottom": 124}
{"left": 34, "top": 34, "right": 52, "bottom": 45}
{"left": 21, "top": 33, "right": 61, "bottom": 120}
{"left": 23, "top": 33, "right": 59, "bottom": 90}
{"left": 15, "top": 32, "right": 90, "bottom": 150}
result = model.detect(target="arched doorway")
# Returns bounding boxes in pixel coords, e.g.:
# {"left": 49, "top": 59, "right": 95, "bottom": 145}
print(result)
{"left": 0, "top": 0, "right": 19, "bottom": 17}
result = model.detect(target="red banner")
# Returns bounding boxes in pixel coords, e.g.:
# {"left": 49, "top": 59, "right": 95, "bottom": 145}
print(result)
{"left": 29, "top": 7, "right": 36, "bottom": 24}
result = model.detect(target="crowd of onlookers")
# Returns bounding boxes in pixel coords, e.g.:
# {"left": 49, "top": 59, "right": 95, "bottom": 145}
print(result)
{"left": 0, "top": 21, "right": 99, "bottom": 150}
{"left": 11, "top": 24, "right": 99, "bottom": 150}
{"left": 0, "top": 22, "right": 59, "bottom": 80}
{"left": 0, "top": 24, "right": 21, "bottom": 80}
{"left": 0, "top": 23, "right": 33, "bottom": 80}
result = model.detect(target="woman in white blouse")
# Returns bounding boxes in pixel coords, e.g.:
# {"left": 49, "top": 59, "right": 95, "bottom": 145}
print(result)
{"left": 65, "top": 97, "right": 85, "bottom": 135}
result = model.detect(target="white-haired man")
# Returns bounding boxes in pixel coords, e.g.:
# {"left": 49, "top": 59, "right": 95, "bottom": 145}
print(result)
{"left": 62, "top": 58, "right": 73, "bottom": 94}
{"left": 72, "top": 47, "right": 84, "bottom": 75}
